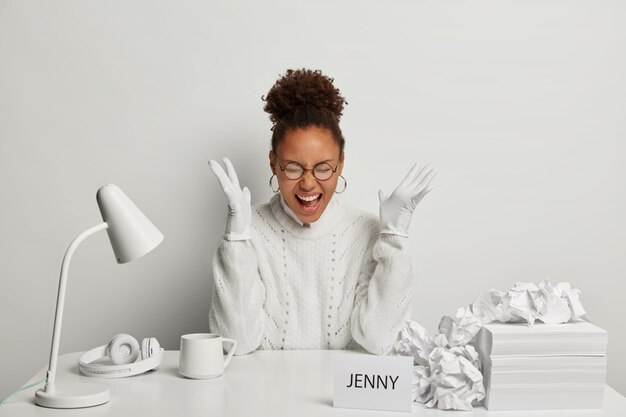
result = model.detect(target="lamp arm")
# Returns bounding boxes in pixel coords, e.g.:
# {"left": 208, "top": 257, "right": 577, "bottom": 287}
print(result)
{"left": 44, "top": 222, "right": 108, "bottom": 391}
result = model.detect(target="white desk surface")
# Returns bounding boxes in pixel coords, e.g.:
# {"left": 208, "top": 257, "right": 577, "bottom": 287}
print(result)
{"left": 1, "top": 350, "right": 625, "bottom": 417}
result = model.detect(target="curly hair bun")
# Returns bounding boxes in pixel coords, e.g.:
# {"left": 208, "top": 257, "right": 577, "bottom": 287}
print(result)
{"left": 262, "top": 68, "right": 346, "bottom": 125}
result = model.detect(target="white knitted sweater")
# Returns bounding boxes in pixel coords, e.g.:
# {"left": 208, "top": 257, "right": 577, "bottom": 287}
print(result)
{"left": 208, "top": 193, "right": 414, "bottom": 355}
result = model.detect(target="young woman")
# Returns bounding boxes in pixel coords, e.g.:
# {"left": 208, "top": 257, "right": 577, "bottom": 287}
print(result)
{"left": 209, "top": 69, "right": 436, "bottom": 355}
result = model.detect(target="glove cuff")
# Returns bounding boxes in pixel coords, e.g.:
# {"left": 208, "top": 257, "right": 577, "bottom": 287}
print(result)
{"left": 379, "top": 214, "right": 411, "bottom": 238}
{"left": 379, "top": 228, "right": 409, "bottom": 238}
{"left": 224, "top": 230, "right": 252, "bottom": 241}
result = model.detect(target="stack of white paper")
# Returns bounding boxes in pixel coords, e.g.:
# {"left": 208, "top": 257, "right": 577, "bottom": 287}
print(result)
{"left": 474, "top": 321, "right": 608, "bottom": 410}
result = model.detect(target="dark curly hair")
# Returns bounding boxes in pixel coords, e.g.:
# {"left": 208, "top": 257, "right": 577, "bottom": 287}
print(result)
{"left": 262, "top": 68, "right": 347, "bottom": 154}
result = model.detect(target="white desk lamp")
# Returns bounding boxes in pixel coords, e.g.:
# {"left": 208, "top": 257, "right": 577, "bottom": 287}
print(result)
{"left": 35, "top": 184, "right": 164, "bottom": 409}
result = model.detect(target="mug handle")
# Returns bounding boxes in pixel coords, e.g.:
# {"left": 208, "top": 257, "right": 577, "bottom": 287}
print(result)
{"left": 222, "top": 338, "right": 238, "bottom": 368}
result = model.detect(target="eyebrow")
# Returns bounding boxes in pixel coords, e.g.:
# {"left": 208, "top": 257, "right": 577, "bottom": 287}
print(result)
{"left": 283, "top": 158, "right": 334, "bottom": 165}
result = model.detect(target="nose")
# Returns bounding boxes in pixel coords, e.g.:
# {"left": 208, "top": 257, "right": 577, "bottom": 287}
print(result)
{"left": 298, "top": 171, "right": 317, "bottom": 190}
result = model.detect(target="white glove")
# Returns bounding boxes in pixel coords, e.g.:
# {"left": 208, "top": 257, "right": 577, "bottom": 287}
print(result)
{"left": 209, "top": 157, "right": 252, "bottom": 241}
{"left": 379, "top": 163, "right": 437, "bottom": 237}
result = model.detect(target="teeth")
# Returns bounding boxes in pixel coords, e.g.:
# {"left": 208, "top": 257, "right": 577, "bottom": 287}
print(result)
{"left": 297, "top": 194, "right": 320, "bottom": 202}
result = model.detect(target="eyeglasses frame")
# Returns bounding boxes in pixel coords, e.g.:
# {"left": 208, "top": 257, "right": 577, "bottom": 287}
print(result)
{"left": 273, "top": 153, "right": 342, "bottom": 181}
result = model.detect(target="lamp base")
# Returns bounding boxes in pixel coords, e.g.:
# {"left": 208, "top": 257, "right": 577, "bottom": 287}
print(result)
{"left": 35, "top": 382, "right": 110, "bottom": 408}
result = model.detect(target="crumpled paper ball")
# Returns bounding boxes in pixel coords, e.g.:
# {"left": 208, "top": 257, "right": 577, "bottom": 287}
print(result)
{"left": 392, "top": 278, "right": 588, "bottom": 410}
{"left": 394, "top": 320, "right": 485, "bottom": 410}
{"left": 471, "top": 278, "right": 588, "bottom": 325}
{"left": 438, "top": 305, "right": 483, "bottom": 347}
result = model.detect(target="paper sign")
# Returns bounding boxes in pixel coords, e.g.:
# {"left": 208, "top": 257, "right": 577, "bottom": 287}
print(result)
{"left": 333, "top": 352, "right": 413, "bottom": 412}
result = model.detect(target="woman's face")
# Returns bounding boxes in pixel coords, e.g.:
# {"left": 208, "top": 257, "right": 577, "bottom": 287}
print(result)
{"left": 269, "top": 126, "right": 344, "bottom": 224}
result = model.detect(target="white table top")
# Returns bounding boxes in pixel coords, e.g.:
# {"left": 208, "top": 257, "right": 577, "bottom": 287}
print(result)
{"left": 1, "top": 350, "right": 625, "bottom": 417}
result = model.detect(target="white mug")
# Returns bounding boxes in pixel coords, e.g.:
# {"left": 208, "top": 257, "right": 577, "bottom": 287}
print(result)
{"left": 179, "top": 333, "right": 237, "bottom": 379}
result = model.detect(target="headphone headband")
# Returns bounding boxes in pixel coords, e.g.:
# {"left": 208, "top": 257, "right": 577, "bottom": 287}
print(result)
{"left": 78, "top": 344, "right": 164, "bottom": 379}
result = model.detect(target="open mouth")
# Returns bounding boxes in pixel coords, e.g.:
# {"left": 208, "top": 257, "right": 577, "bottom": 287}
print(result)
{"left": 295, "top": 193, "right": 322, "bottom": 213}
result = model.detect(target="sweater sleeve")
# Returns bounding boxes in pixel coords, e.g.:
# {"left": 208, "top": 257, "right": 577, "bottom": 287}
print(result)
{"left": 208, "top": 239, "right": 266, "bottom": 355}
{"left": 350, "top": 232, "right": 414, "bottom": 355}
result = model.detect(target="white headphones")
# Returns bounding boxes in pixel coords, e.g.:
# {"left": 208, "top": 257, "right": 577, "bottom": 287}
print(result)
{"left": 78, "top": 333, "right": 164, "bottom": 379}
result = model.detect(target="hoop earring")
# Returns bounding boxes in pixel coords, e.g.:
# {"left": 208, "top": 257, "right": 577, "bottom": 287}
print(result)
{"left": 335, "top": 175, "right": 347, "bottom": 194}
{"left": 269, "top": 174, "right": 280, "bottom": 193}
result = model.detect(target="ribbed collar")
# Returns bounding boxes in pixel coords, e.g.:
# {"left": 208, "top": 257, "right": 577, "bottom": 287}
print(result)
{"left": 279, "top": 195, "right": 306, "bottom": 226}
{"left": 271, "top": 193, "right": 343, "bottom": 239}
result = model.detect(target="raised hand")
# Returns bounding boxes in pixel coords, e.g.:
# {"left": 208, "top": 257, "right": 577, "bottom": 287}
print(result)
{"left": 378, "top": 163, "right": 437, "bottom": 237}
{"left": 209, "top": 157, "right": 252, "bottom": 241}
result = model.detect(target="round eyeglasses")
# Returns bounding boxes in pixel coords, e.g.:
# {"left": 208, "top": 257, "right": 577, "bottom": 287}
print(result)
{"left": 275, "top": 158, "right": 339, "bottom": 181}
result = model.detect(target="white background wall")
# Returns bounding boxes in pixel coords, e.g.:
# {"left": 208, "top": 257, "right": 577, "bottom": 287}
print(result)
{"left": 1, "top": 0, "right": 625, "bottom": 401}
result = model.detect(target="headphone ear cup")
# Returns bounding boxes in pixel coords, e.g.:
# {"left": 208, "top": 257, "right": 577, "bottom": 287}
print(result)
{"left": 107, "top": 334, "right": 140, "bottom": 365}
{"left": 141, "top": 337, "right": 161, "bottom": 360}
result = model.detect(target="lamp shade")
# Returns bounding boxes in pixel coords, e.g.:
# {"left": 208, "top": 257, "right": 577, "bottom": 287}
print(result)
{"left": 96, "top": 184, "right": 164, "bottom": 264}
